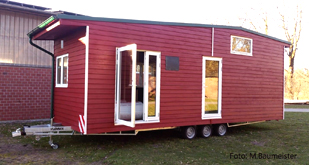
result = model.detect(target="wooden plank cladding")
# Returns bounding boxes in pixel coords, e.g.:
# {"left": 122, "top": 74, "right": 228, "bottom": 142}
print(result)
{"left": 32, "top": 15, "right": 288, "bottom": 134}
{"left": 53, "top": 27, "right": 86, "bottom": 131}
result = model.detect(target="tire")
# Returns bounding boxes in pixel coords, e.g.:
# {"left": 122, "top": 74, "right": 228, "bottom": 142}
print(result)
{"left": 181, "top": 126, "right": 196, "bottom": 139}
{"left": 214, "top": 124, "right": 227, "bottom": 136}
{"left": 51, "top": 143, "right": 59, "bottom": 150}
{"left": 198, "top": 125, "right": 212, "bottom": 138}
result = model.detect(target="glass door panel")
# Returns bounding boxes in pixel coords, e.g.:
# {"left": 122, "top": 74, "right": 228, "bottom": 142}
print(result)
{"left": 144, "top": 51, "right": 160, "bottom": 121}
{"left": 115, "top": 44, "right": 137, "bottom": 127}
{"left": 205, "top": 60, "right": 219, "bottom": 114}
{"left": 148, "top": 55, "right": 157, "bottom": 117}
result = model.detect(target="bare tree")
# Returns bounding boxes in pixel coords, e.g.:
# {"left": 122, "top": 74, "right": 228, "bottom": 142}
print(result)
{"left": 243, "top": 4, "right": 304, "bottom": 100}
{"left": 280, "top": 5, "right": 302, "bottom": 78}
{"left": 250, "top": 10, "right": 269, "bottom": 35}
{"left": 285, "top": 69, "right": 309, "bottom": 100}
{"left": 240, "top": 8, "right": 269, "bottom": 35}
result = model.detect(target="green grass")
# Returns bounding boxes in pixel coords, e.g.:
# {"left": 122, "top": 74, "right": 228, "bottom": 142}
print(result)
{"left": 205, "top": 98, "right": 217, "bottom": 102}
{"left": 1, "top": 112, "right": 309, "bottom": 164}
{"left": 148, "top": 101, "right": 156, "bottom": 116}
{"left": 285, "top": 104, "right": 309, "bottom": 109}
{"left": 205, "top": 98, "right": 218, "bottom": 111}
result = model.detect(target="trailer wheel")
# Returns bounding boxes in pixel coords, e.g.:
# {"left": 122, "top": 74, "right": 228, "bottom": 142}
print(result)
{"left": 198, "top": 125, "right": 212, "bottom": 138}
{"left": 214, "top": 124, "right": 227, "bottom": 136}
{"left": 51, "top": 143, "right": 59, "bottom": 150}
{"left": 181, "top": 126, "right": 196, "bottom": 139}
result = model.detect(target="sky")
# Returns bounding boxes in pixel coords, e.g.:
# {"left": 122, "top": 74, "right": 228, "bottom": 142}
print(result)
{"left": 11, "top": 0, "right": 309, "bottom": 69}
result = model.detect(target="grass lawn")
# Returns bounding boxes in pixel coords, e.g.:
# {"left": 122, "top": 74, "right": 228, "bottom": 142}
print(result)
{"left": 1, "top": 112, "right": 308, "bottom": 164}
{"left": 148, "top": 101, "right": 156, "bottom": 117}
{"left": 205, "top": 98, "right": 218, "bottom": 112}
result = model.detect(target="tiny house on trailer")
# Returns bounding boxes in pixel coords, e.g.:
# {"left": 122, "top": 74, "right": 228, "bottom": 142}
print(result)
{"left": 13, "top": 14, "right": 290, "bottom": 148}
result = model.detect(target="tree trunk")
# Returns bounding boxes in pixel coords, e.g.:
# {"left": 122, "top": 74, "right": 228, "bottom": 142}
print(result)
{"left": 289, "top": 56, "right": 295, "bottom": 78}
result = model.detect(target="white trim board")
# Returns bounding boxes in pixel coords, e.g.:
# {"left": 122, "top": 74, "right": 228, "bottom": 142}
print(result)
{"left": 83, "top": 26, "right": 89, "bottom": 134}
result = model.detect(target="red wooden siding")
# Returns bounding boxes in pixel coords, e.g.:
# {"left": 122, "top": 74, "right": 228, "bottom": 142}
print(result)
{"left": 84, "top": 20, "right": 212, "bottom": 133}
{"left": 50, "top": 19, "right": 286, "bottom": 134}
{"left": 213, "top": 28, "right": 285, "bottom": 123}
{"left": 53, "top": 28, "right": 86, "bottom": 131}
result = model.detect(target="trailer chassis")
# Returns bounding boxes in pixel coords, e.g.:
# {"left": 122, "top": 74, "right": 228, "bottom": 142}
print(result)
{"left": 11, "top": 120, "right": 176, "bottom": 149}
{"left": 12, "top": 122, "right": 76, "bottom": 149}
{"left": 12, "top": 120, "right": 265, "bottom": 149}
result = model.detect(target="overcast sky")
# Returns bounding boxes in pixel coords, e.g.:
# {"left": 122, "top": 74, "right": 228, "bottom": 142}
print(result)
{"left": 11, "top": 0, "right": 309, "bottom": 69}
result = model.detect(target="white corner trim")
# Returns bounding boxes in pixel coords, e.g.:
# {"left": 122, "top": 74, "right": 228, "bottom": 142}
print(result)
{"left": 283, "top": 46, "right": 289, "bottom": 120}
{"left": 83, "top": 26, "right": 90, "bottom": 134}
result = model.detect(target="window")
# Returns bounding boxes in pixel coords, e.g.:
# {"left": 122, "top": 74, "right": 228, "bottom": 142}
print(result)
{"left": 56, "top": 54, "right": 68, "bottom": 87}
{"left": 115, "top": 44, "right": 161, "bottom": 128}
{"left": 230, "top": 35, "right": 252, "bottom": 56}
{"left": 165, "top": 56, "right": 179, "bottom": 71}
{"left": 202, "top": 57, "right": 222, "bottom": 119}
{"left": 144, "top": 51, "right": 161, "bottom": 121}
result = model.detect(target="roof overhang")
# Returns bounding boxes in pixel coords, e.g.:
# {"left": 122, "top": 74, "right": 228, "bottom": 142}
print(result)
{"left": 28, "top": 16, "right": 85, "bottom": 40}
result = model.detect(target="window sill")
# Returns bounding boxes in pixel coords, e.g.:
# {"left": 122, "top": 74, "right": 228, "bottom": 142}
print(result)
{"left": 201, "top": 115, "right": 222, "bottom": 120}
{"left": 135, "top": 120, "right": 160, "bottom": 124}
{"left": 55, "top": 84, "right": 68, "bottom": 88}
{"left": 230, "top": 51, "right": 252, "bottom": 56}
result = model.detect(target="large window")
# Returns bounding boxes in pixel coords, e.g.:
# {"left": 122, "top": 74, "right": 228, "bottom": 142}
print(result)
{"left": 115, "top": 44, "right": 161, "bottom": 128}
{"left": 202, "top": 57, "right": 222, "bottom": 119}
{"left": 230, "top": 35, "right": 252, "bottom": 56}
{"left": 56, "top": 54, "right": 68, "bottom": 87}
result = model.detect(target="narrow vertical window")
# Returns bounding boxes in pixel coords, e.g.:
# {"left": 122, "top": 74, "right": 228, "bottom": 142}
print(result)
{"left": 202, "top": 57, "right": 222, "bottom": 119}
{"left": 205, "top": 60, "right": 219, "bottom": 114}
{"left": 144, "top": 51, "right": 160, "bottom": 121}
{"left": 57, "top": 58, "right": 62, "bottom": 85}
{"left": 56, "top": 54, "right": 69, "bottom": 87}
{"left": 148, "top": 55, "right": 157, "bottom": 117}
{"left": 63, "top": 56, "right": 68, "bottom": 84}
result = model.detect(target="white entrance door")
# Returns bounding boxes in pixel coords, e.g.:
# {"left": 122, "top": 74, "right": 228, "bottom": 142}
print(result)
{"left": 115, "top": 44, "right": 137, "bottom": 127}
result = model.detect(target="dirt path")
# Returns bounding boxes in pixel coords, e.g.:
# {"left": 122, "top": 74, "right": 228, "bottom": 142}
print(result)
{"left": 0, "top": 123, "right": 84, "bottom": 165}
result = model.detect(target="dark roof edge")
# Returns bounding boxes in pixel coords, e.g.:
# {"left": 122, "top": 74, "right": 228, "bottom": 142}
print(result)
{"left": 57, "top": 14, "right": 290, "bottom": 45}
{"left": 0, "top": 2, "right": 52, "bottom": 15}
{"left": 0, "top": 1, "right": 84, "bottom": 16}
{"left": 0, "top": 0, "right": 50, "bottom": 10}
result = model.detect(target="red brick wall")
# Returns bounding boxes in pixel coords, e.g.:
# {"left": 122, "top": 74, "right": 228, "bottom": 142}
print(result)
{"left": 0, "top": 65, "right": 51, "bottom": 121}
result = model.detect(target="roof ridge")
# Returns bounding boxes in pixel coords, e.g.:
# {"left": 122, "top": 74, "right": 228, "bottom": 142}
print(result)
{"left": 55, "top": 14, "right": 290, "bottom": 45}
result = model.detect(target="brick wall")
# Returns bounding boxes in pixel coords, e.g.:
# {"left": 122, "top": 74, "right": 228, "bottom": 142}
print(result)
{"left": 0, "top": 65, "right": 51, "bottom": 121}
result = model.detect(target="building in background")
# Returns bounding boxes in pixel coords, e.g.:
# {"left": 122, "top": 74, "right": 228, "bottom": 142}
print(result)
{"left": 0, "top": 0, "right": 80, "bottom": 121}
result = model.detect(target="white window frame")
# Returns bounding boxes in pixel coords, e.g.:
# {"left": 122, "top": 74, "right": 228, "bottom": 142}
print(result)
{"left": 115, "top": 44, "right": 137, "bottom": 128}
{"left": 202, "top": 56, "right": 222, "bottom": 119}
{"left": 55, "top": 54, "right": 69, "bottom": 88}
{"left": 114, "top": 45, "right": 161, "bottom": 127}
{"left": 143, "top": 51, "right": 161, "bottom": 122}
{"left": 230, "top": 35, "right": 253, "bottom": 56}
